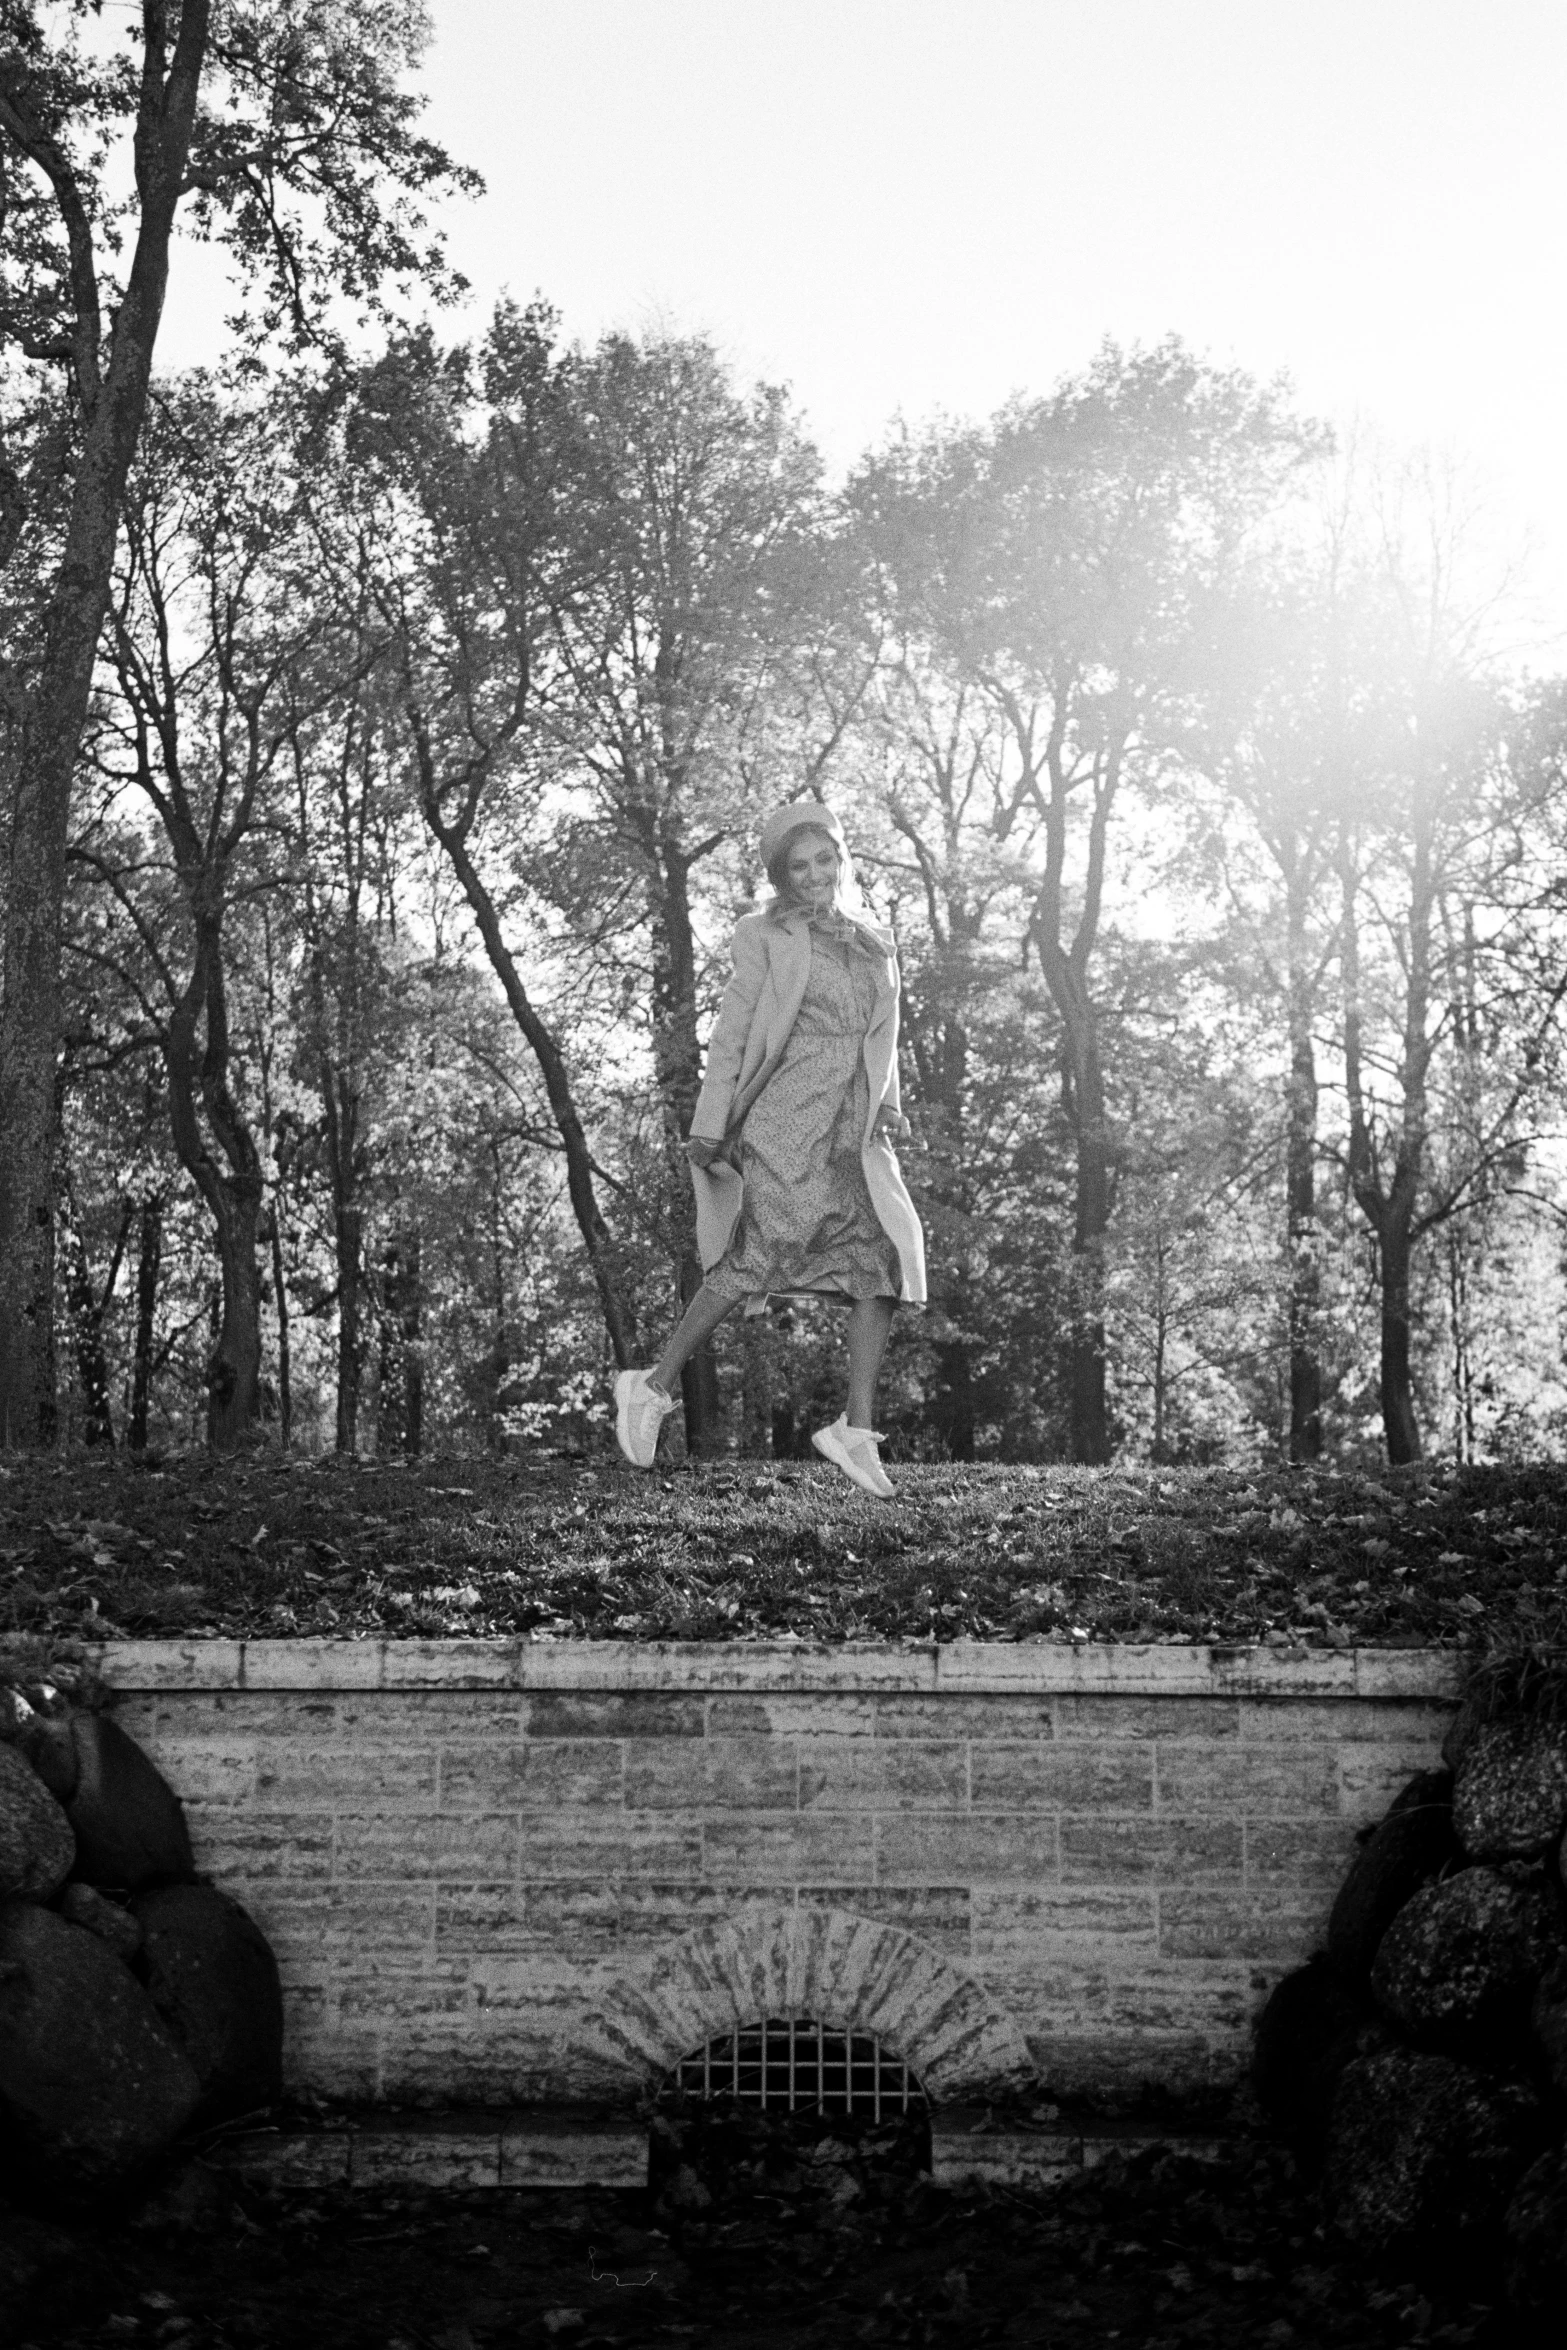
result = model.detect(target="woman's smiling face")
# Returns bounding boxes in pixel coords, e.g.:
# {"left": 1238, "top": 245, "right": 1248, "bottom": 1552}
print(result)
{"left": 784, "top": 829, "right": 840, "bottom": 910}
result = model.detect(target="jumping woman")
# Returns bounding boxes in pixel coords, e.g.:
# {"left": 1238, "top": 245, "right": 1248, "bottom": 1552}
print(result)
{"left": 614, "top": 800, "right": 925, "bottom": 1496}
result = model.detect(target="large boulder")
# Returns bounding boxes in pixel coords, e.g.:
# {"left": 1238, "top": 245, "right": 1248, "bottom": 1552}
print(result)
{"left": 8, "top": 1686, "right": 79, "bottom": 1801}
{"left": 0, "top": 1902, "right": 200, "bottom": 2189}
{"left": 58, "top": 1881, "right": 143, "bottom": 1965}
{"left": 1252, "top": 1956, "right": 1382, "bottom": 2153}
{"left": 0, "top": 1745, "right": 73, "bottom": 1903}
{"left": 131, "top": 1883, "right": 283, "bottom": 2122}
{"left": 1531, "top": 1949, "right": 1567, "bottom": 2096}
{"left": 1325, "top": 2046, "right": 1544, "bottom": 2248}
{"left": 1506, "top": 2146, "right": 1567, "bottom": 2318}
{"left": 1453, "top": 1716, "right": 1567, "bottom": 1863}
{"left": 1370, "top": 1866, "right": 1564, "bottom": 2053}
{"left": 65, "top": 1712, "right": 194, "bottom": 1891}
{"left": 1328, "top": 1770, "right": 1459, "bottom": 1984}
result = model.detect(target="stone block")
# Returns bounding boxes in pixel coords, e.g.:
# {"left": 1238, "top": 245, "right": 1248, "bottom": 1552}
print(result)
{"left": 875, "top": 1815, "right": 1057, "bottom": 1884}
{"left": 1053, "top": 1697, "right": 1239, "bottom": 1741}
{"left": 886, "top": 1695, "right": 1060, "bottom": 1740}
{"left": 500, "top": 2113, "right": 647, "bottom": 2187}
{"left": 440, "top": 1741, "right": 624, "bottom": 1812}
{"left": 400, "top": 1693, "right": 528, "bottom": 1738}
{"left": 519, "top": 1641, "right": 937, "bottom": 1693}
{"left": 525, "top": 1693, "right": 704, "bottom": 1738}
{"left": 1154, "top": 1745, "right": 1340, "bottom": 1815}
{"left": 1237, "top": 1698, "right": 1452, "bottom": 1745}
{"left": 617, "top": 1882, "right": 783, "bottom": 1942}
{"left": 249, "top": 1883, "right": 435, "bottom": 1958}
{"left": 970, "top": 1885, "right": 1158, "bottom": 1957}
{"left": 798, "top": 1884, "right": 972, "bottom": 1953}
{"left": 1024, "top": 2029, "right": 1218, "bottom": 2096}
{"left": 929, "top": 2117, "right": 1084, "bottom": 2188}
{"left": 518, "top": 1813, "right": 704, "bottom": 1879}
{"left": 1059, "top": 1816, "right": 1242, "bottom": 1882}
{"left": 1339, "top": 1745, "right": 1455, "bottom": 1817}
{"left": 241, "top": 1641, "right": 386, "bottom": 1691}
{"left": 256, "top": 1747, "right": 437, "bottom": 1806}
{"left": 970, "top": 1744, "right": 1153, "bottom": 1811}
{"left": 380, "top": 1640, "right": 520, "bottom": 1689}
{"left": 146, "top": 1737, "right": 258, "bottom": 1805}
{"left": 1159, "top": 1889, "right": 1326, "bottom": 1962}
{"left": 1350, "top": 1654, "right": 1462, "bottom": 1701}
{"left": 703, "top": 1816, "right": 875, "bottom": 1883}
{"left": 337, "top": 1975, "right": 473, "bottom": 2022}
{"left": 797, "top": 1741, "right": 967, "bottom": 1812}
{"left": 1245, "top": 1819, "right": 1362, "bottom": 1884}
{"left": 1101, "top": 1968, "right": 1255, "bottom": 2036}
{"left": 706, "top": 1694, "right": 881, "bottom": 1738}
{"left": 349, "top": 2125, "right": 502, "bottom": 2188}
{"left": 438, "top": 1881, "right": 620, "bottom": 1956}
{"left": 333, "top": 1812, "right": 519, "bottom": 1882}
{"left": 463, "top": 1952, "right": 605, "bottom": 2012}
{"left": 99, "top": 1641, "right": 244, "bottom": 1692}
{"left": 626, "top": 1737, "right": 798, "bottom": 1811}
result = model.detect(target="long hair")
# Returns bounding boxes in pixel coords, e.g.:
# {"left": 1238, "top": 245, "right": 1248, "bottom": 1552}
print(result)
{"left": 759, "top": 822, "right": 882, "bottom": 935}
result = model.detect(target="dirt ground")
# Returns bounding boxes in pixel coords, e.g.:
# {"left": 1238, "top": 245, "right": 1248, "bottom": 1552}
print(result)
{"left": 0, "top": 2114, "right": 1528, "bottom": 2350}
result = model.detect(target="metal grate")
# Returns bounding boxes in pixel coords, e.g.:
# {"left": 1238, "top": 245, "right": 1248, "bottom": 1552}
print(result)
{"left": 671, "top": 2018, "right": 925, "bottom": 2120}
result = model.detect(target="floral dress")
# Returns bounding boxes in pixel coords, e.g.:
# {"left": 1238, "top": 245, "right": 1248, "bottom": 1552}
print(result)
{"left": 704, "top": 919, "right": 901, "bottom": 1304}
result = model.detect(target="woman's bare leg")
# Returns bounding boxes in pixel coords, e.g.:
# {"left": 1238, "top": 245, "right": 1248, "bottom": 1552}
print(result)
{"left": 652, "top": 1284, "right": 743, "bottom": 1395}
{"left": 845, "top": 1297, "right": 896, "bottom": 1429}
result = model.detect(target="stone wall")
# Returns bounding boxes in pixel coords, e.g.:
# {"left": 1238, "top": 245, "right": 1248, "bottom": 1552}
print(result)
{"left": 101, "top": 1639, "right": 1459, "bottom": 2108}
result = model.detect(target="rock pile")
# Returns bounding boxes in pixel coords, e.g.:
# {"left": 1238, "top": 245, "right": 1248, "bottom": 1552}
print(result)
{"left": 1254, "top": 1666, "right": 1567, "bottom": 2313}
{"left": 0, "top": 1663, "right": 282, "bottom": 2194}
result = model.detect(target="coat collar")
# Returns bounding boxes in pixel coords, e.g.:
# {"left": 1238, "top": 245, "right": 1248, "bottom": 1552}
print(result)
{"left": 777, "top": 905, "right": 895, "bottom": 957}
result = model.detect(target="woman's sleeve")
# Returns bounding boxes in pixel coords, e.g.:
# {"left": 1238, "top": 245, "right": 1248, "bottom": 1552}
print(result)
{"left": 882, "top": 953, "right": 904, "bottom": 1117}
{"left": 691, "top": 921, "right": 769, "bottom": 1137}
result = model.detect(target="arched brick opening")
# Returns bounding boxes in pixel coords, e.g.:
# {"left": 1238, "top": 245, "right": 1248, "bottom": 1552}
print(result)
{"left": 581, "top": 1904, "right": 1035, "bottom": 2104}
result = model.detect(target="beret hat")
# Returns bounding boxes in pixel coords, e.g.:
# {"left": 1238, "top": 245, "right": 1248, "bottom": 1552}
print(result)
{"left": 757, "top": 799, "right": 847, "bottom": 868}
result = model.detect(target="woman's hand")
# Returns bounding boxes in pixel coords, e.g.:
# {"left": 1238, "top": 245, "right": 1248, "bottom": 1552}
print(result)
{"left": 872, "top": 1105, "right": 910, "bottom": 1144}
{"left": 685, "top": 1133, "right": 727, "bottom": 1170}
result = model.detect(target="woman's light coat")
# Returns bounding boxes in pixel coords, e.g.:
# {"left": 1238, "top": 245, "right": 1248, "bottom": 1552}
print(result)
{"left": 688, "top": 908, "right": 927, "bottom": 1306}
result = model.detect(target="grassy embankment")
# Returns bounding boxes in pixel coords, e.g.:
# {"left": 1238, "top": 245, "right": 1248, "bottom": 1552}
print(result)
{"left": 2, "top": 1451, "right": 1565, "bottom": 1652}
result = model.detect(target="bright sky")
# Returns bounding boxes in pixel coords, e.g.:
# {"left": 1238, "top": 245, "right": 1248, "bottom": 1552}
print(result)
{"left": 159, "top": 0, "right": 1567, "bottom": 636}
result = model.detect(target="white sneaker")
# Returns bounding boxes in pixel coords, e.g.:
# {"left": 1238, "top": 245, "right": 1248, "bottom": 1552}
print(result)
{"left": 811, "top": 1414, "right": 894, "bottom": 1499}
{"left": 614, "top": 1369, "right": 676, "bottom": 1468}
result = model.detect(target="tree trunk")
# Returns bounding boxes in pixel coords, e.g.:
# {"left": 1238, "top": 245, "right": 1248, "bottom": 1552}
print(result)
{"left": 1379, "top": 1215, "right": 1422, "bottom": 1465}
{"left": 740, "top": 1310, "right": 777, "bottom": 1458}
{"left": 206, "top": 1181, "right": 264, "bottom": 1450}
{"left": 1340, "top": 828, "right": 1431, "bottom": 1467}
{"left": 377, "top": 1229, "right": 424, "bottom": 1457}
{"left": 268, "top": 1205, "right": 292, "bottom": 1451}
{"left": 57, "top": 1158, "right": 122, "bottom": 1448}
{"left": 413, "top": 780, "right": 638, "bottom": 1369}
{"left": 164, "top": 921, "right": 265, "bottom": 1450}
{"left": 1027, "top": 746, "right": 1119, "bottom": 1468}
{"left": 931, "top": 1332, "right": 976, "bottom": 1461}
{"left": 129, "top": 1195, "right": 163, "bottom": 1452}
{"left": 1447, "top": 1225, "right": 1475, "bottom": 1464}
{"left": 1284, "top": 863, "right": 1323, "bottom": 1460}
{"left": 0, "top": 2, "right": 212, "bottom": 1446}
{"left": 402, "top": 1231, "right": 424, "bottom": 1457}
{"left": 649, "top": 843, "right": 721, "bottom": 1456}
{"left": 1068, "top": 1054, "right": 1112, "bottom": 1467}
{"left": 322, "top": 1065, "right": 363, "bottom": 1455}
